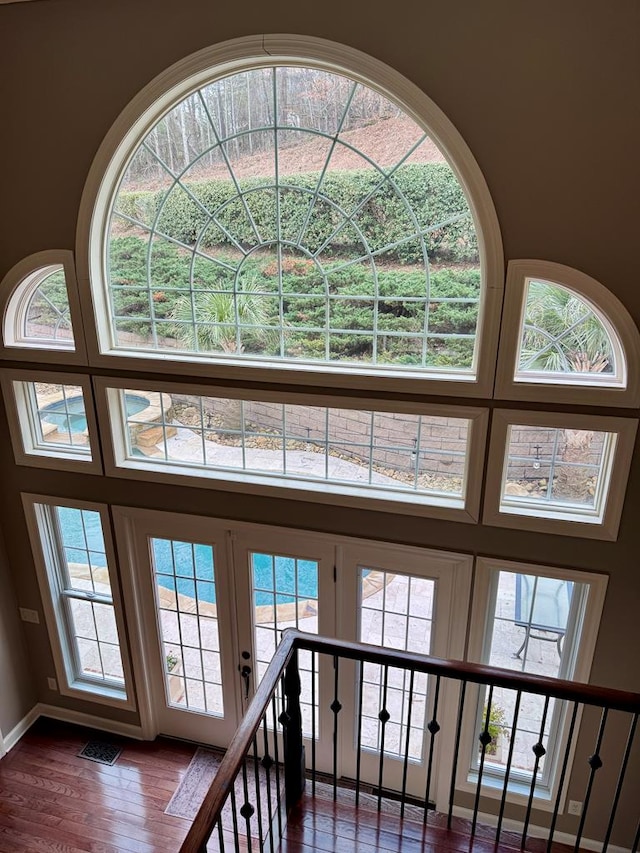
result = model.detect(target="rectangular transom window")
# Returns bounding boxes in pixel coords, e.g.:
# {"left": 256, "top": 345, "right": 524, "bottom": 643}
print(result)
{"left": 483, "top": 410, "right": 637, "bottom": 539}
{"left": 97, "top": 380, "right": 486, "bottom": 520}
{"left": 23, "top": 496, "right": 132, "bottom": 707}
{"left": 2, "top": 372, "right": 101, "bottom": 473}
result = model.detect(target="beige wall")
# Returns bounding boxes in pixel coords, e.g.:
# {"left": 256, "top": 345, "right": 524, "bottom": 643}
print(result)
{"left": 0, "top": 0, "right": 638, "bottom": 844}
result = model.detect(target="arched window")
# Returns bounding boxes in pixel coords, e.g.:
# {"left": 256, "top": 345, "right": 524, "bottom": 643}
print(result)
{"left": 0, "top": 250, "right": 85, "bottom": 364}
{"left": 78, "top": 37, "right": 503, "bottom": 395}
{"left": 495, "top": 260, "right": 640, "bottom": 407}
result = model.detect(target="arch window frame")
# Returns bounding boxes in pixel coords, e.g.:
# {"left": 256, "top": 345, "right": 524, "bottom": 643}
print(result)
{"left": 495, "top": 260, "right": 640, "bottom": 408}
{"left": 75, "top": 34, "right": 504, "bottom": 398}
{"left": 0, "top": 249, "right": 87, "bottom": 364}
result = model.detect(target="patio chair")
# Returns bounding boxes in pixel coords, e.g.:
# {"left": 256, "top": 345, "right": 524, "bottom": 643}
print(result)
{"left": 514, "top": 574, "right": 573, "bottom": 659}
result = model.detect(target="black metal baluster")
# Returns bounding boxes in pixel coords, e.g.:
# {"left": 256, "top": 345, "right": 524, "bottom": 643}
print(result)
{"left": 270, "top": 693, "right": 283, "bottom": 841}
{"left": 496, "top": 690, "right": 522, "bottom": 845}
{"left": 230, "top": 781, "right": 241, "bottom": 853}
{"left": 252, "top": 735, "right": 265, "bottom": 852}
{"left": 331, "top": 654, "right": 342, "bottom": 802}
{"left": 547, "top": 701, "right": 579, "bottom": 853}
{"left": 217, "top": 816, "right": 226, "bottom": 853}
{"left": 522, "top": 695, "right": 551, "bottom": 847}
{"left": 355, "top": 660, "right": 364, "bottom": 807}
{"left": 423, "top": 674, "right": 442, "bottom": 825}
{"left": 377, "top": 664, "right": 390, "bottom": 812}
{"left": 311, "top": 650, "right": 316, "bottom": 797}
{"left": 602, "top": 712, "right": 638, "bottom": 853}
{"left": 447, "top": 680, "right": 467, "bottom": 829}
{"left": 400, "top": 668, "right": 415, "bottom": 819}
{"left": 575, "top": 708, "right": 609, "bottom": 853}
{"left": 261, "top": 715, "right": 275, "bottom": 853}
{"left": 240, "top": 761, "right": 254, "bottom": 853}
{"left": 472, "top": 685, "right": 494, "bottom": 838}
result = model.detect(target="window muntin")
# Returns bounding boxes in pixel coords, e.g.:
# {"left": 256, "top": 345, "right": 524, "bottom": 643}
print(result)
{"left": 101, "top": 381, "right": 482, "bottom": 514}
{"left": 517, "top": 279, "right": 618, "bottom": 382}
{"left": 501, "top": 425, "right": 614, "bottom": 520}
{"left": 104, "top": 65, "right": 482, "bottom": 378}
{"left": 26, "top": 498, "right": 131, "bottom": 704}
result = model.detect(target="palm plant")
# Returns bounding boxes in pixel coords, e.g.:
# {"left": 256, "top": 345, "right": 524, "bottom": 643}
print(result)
{"left": 170, "top": 276, "right": 280, "bottom": 355}
{"left": 520, "top": 281, "right": 614, "bottom": 374}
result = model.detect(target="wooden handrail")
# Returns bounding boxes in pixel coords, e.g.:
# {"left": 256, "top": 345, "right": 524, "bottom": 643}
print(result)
{"left": 287, "top": 630, "right": 640, "bottom": 713}
{"left": 180, "top": 628, "right": 640, "bottom": 852}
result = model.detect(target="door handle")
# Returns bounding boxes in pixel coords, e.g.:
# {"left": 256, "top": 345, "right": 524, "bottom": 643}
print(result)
{"left": 239, "top": 664, "right": 252, "bottom": 699}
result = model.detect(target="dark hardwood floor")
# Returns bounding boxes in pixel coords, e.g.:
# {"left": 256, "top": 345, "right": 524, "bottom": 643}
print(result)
{"left": 0, "top": 718, "right": 574, "bottom": 853}
{"left": 0, "top": 718, "right": 195, "bottom": 852}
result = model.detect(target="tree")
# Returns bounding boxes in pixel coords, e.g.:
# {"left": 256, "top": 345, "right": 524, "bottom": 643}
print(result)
{"left": 170, "top": 277, "right": 279, "bottom": 355}
{"left": 520, "top": 281, "right": 613, "bottom": 374}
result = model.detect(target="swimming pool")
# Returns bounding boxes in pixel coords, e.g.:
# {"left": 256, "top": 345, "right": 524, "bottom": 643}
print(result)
{"left": 58, "top": 509, "right": 319, "bottom": 607}
{"left": 42, "top": 393, "right": 150, "bottom": 434}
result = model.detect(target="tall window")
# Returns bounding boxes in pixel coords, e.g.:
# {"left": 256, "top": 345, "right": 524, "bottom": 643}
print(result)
{"left": 24, "top": 497, "right": 132, "bottom": 707}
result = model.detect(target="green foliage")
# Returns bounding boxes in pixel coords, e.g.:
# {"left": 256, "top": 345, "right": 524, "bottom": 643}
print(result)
{"left": 108, "top": 234, "right": 480, "bottom": 367}
{"left": 116, "top": 163, "right": 478, "bottom": 264}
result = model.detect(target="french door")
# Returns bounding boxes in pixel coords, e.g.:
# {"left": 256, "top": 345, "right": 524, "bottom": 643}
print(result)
{"left": 336, "top": 541, "right": 472, "bottom": 804}
{"left": 113, "top": 509, "right": 335, "bottom": 751}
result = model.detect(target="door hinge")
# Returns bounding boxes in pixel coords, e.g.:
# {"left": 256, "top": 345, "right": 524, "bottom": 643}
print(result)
{"left": 333, "top": 565, "right": 337, "bottom": 582}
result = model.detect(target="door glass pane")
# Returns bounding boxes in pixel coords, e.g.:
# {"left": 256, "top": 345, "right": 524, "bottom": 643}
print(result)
{"left": 481, "top": 571, "right": 583, "bottom": 775}
{"left": 359, "top": 569, "right": 435, "bottom": 758}
{"left": 250, "top": 552, "right": 318, "bottom": 736}
{"left": 150, "top": 538, "right": 224, "bottom": 717}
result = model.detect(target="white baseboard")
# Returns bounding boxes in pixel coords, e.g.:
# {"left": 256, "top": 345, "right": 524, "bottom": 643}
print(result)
{"left": 452, "top": 805, "right": 630, "bottom": 853}
{"left": 1, "top": 705, "right": 41, "bottom": 755}
{"left": 0, "top": 703, "right": 145, "bottom": 758}
{"left": 36, "top": 703, "right": 145, "bottom": 740}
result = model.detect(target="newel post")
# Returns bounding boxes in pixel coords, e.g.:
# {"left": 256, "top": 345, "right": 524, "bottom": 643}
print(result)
{"left": 282, "top": 648, "right": 306, "bottom": 810}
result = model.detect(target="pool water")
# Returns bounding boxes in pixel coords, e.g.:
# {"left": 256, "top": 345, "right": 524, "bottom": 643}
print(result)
{"left": 151, "top": 539, "right": 318, "bottom": 607}
{"left": 42, "top": 393, "right": 149, "bottom": 434}
{"left": 57, "top": 509, "right": 319, "bottom": 608}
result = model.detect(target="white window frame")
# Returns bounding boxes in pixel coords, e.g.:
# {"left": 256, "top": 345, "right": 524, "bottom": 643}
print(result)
{"left": 0, "top": 249, "right": 88, "bottom": 364}
{"left": 495, "top": 260, "right": 640, "bottom": 408}
{"left": 94, "top": 375, "right": 488, "bottom": 522}
{"left": 458, "top": 557, "right": 607, "bottom": 809}
{"left": 483, "top": 409, "right": 637, "bottom": 540}
{"left": 76, "top": 34, "right": 504, "bottom": 399}
{"left": 22, "top": 494, "right": 135, "bottom": 709}
{"left": 1, "top": 370, "right": 102, "bottom": 474}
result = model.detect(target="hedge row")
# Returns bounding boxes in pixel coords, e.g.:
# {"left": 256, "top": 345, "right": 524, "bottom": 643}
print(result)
{"left": 115, "top": 163, "right": 478, "bottom": 264}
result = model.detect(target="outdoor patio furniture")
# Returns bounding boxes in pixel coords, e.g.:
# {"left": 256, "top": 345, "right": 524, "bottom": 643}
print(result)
{"left": 514, "top": 574, "right": 573, "bottom": 659}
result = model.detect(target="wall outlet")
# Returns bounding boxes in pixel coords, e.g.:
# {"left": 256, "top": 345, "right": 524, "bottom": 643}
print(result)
{"left": 47, "top": 677, "right": 58, "bottom": 691}
{"left": 568, "top": 800, "right": 583, "bottom": 816}
{"left": 19, "top": 607, "right": 40, "bottom": 624}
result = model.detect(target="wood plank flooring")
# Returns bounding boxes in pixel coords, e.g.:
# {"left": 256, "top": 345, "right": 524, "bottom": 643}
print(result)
{"left": 0, "top": 718, "right": 195, "bottom": 852}
{"left": 0, "top": 718, "right": 575, "bottom": 853}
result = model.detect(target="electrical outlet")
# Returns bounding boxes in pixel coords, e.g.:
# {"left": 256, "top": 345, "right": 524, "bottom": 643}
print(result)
{"left": 47, "top": 677, "right": 58, "bottom": 691}
{"left": 568, "top": 800, "right": 583, "bottom": 816}
{"left": 19, "top": 607, "right": 40, "bottom": 624}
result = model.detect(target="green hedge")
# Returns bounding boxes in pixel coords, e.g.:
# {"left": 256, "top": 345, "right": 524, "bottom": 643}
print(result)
{"left": 115, "top": 163, "right": 478, "bottom": 264}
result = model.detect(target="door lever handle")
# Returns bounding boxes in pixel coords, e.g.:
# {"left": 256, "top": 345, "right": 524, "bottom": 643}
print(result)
{"left": 239, "top": 664, "right": 252, "bottom": 699}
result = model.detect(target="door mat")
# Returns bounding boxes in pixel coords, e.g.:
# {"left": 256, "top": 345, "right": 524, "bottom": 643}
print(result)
{"left": 165, "top": 745, "right": 284, "bottom": 846}
{"left": 78, "top": 741, "right": 122, "bottom": 766}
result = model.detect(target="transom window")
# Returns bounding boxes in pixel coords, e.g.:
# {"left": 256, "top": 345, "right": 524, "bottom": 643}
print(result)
{"left": 105, "top": 65, "right": 482, "bottom": 377}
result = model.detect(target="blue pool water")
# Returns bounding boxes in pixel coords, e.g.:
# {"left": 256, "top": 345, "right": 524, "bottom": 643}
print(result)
{"left": 152, "top": 539, "right": 318, "bottom": 607}
{"left": 42, "top": 393, "right": 149, "bottom": 434}
{"left": 56, "top": 508, "right": 319, "bottom": 607}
